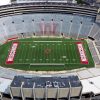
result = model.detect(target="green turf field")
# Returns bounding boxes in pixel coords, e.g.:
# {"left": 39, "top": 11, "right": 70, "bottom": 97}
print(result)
{"left": 0, "top": 38, "right": 94, "bottom": 71}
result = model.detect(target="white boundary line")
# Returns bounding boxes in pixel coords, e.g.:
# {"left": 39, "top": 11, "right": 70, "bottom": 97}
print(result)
{"left": 19, "top": 40, "right": 81, "bottom": 43}
{"left": 34, "top": 41, "right": 62, "bottom": 42}
{"left": 30, "top": 63, "right": 65, "bottom": 65}
{"left": 14, "top": 62, "right": 81, "bottom": 65}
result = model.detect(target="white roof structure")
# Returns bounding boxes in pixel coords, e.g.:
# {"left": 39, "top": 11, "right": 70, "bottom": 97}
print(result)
{"left": 81, "top": 76, "right": 100, "bottom": 95}
{"left": 0, "top": 0, "right": 11, "bottom": 5}
{"left": 11, "top": 0, "right": 77, "bottom": 3}
{"left": 0, "top": 78, "right": 12, "bottom": 93}
{"left": 96, "top": 0, "right": 100, "bottom": 3}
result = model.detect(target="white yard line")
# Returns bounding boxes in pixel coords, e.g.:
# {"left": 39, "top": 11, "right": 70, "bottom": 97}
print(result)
{"left": 71, "top": 43, "right": 74, "bottom": 61}
{"left": 74, "top": 44, "right": 78, "bottom": 63}
{"left": 19, "top": 40, "right": 80, "bottom": 43}
{"left": 17, "top": 44, "right": 24, "bottom": 63}
{"left": 68, "top": 42, "right": 71, "bottom": 63}
{"left": 33, "top": 41, "right": 62, "bottom": 42}
{"left": 27, "top": 45, "right": 31, "bottom": 61}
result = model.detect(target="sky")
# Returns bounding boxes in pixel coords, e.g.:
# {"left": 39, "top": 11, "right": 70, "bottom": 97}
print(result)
{"left": 0, "top": 0, "right": 11, "bottom": 5}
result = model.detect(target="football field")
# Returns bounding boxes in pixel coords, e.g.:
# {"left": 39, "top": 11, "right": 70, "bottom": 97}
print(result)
{"left": 0, "top": 38, "right": 94, "bottom": 71}
{"left": 14, "top": 41, "right": 80, "bottom": 64}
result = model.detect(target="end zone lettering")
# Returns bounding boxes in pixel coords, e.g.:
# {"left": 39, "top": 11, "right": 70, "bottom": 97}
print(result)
{"left": 6, "top": 42, "right": 19, "bottom": 64}
{"left": 76, "top": 42, "right": 88, "bottom": 64}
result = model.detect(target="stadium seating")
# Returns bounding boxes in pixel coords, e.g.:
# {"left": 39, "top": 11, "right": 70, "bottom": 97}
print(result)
{"left": 0, "top": 14, "right": 96, "bottom": 44}
{"left": 95, "top": 41, "right": 100, "bottom": 46}
{"left": 94, "top": 41, "right": 100, "bottom": 63}
{"left": 88, "top": 23, "right": 100, "bottom": 40}
{"left": 88, "top": 41, "right": 100, "bottom": 64}
{"left": 92, "top": 56, "right": 100, "bottom": 64}
{"left": 90, "top": 48, "right": 97, "bottom": 56}
{"left": 97, "top": 47, "right": 100, "bottom": 53}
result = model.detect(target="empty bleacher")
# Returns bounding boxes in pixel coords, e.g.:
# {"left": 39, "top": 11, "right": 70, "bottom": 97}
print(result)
{"left": 94, "top": 31, "right": 100, "bottom": 40}
{"left": 95, "top": 41, "right": 100, "bottom": 46}
{"left": 0, "top": 13, "right": 96, "bottom": 44}
{"left": 88, "top": 41, "right": 100, "bottom": 65}
{"left": 94, "top": 41, "right": 100, "bottom": 63}
{"left": 92, "top": 56, "right": 100, "bottom": 64}
{"left": 0, "top": 2, "right": 98, "bottom": 44}
{"left": 88, "top": 23, "right": 100, "bottom": 38}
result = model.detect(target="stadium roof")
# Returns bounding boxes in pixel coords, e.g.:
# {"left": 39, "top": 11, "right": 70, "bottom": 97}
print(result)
{"left": 96, "top": 0, "right": 100, "bottom": 3}
{"left": 0, "top": 78, "right": 12, "bottom": 93}
{"left": 11, "top": 0, "right": 77, "bottom": 3}
{"left": 81, "top": 76, "right": 100, "bottom": 95}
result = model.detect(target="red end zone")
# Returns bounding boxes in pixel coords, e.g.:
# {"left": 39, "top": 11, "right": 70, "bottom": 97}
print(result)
{"left": 6, "top": 42, "right": 19, "bottom": 64}
{"left": 76, "top": 42, "right": 88, "bottom": 64}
